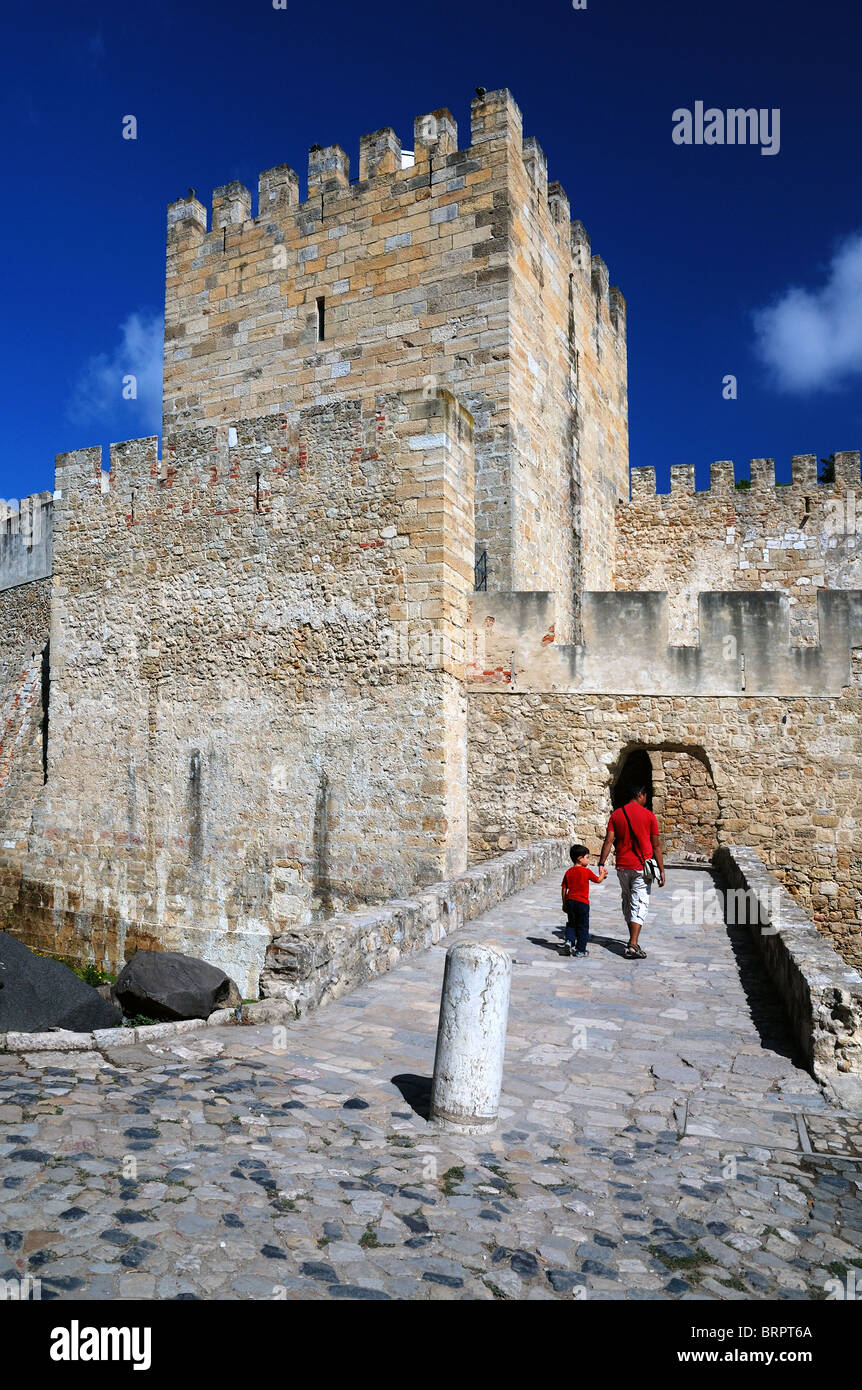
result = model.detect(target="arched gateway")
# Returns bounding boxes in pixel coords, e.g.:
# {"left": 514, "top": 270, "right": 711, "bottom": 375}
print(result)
{"left": 611, "top": 743, "right": 720, "bottom": 864}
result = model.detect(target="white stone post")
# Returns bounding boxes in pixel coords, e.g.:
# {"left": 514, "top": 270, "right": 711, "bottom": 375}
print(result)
{"left": 430, "top": 941, "right": 512, "bottom": 1133}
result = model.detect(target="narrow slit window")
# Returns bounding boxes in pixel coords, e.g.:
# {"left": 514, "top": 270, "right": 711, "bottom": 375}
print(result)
{"left": 255, "top": 471, "right": 261, "bottom": 512}
{"left": 316, "top": 296, "right": 326, "bottom": 342}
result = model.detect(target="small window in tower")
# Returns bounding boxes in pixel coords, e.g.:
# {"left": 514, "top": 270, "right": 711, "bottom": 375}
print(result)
{"left": 316, "top": 296, "right": 326, "bottom": 342}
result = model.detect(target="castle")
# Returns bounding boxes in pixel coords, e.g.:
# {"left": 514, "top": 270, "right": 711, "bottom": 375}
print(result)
{"left": 1, "top": 90, "right": 860, "bottom": 996}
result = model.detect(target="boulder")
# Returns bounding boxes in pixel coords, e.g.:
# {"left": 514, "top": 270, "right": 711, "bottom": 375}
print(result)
{"left": 114, "top": 950, "right": 242, "bottom": 1021}
{"left": 0, "top": 934, "right": 124, "bottom": 1033}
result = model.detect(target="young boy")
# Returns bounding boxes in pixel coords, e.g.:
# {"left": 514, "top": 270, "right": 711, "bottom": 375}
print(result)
{"left": 561, "top": 844, "right": 607, "bottom": 958}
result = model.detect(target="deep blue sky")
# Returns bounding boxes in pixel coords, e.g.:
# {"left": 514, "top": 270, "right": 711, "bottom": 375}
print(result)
{"left": 2, "top": 0, "right": 861, "bottom": 503}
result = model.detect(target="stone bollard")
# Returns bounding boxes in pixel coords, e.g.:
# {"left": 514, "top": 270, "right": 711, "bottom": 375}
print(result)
{"left": 430, "top": 941, "right": 512, "bottom": 1134}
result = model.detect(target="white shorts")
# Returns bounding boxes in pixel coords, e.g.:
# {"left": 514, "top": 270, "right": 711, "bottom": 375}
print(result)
{"left": 617, "top": 868, "right": 651, "bottom": 927}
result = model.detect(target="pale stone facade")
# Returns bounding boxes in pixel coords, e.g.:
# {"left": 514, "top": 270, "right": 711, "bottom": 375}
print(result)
{"left": 466, "top": 655, "right": 862, "bottom": 969}
{"left": 162, "top": 90, "right": 628, "bottom": 640}
{"left": 618, "top": 454, "right": 862, "bottom": 644}
{"left": 0, "top": 89, "right": 860, "bottom": 992}
{"left": 3, "top": 391, "right": 474, "bottom": 994}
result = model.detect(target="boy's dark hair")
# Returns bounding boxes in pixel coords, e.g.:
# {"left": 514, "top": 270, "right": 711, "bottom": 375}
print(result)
{"left": 570, "top": 844, "right": 590, "bottom": 863}
{"left": 629, "top": 785, "right": 648, "bottom": 801}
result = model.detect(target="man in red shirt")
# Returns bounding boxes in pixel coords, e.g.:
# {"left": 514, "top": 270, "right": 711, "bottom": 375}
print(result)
{"left": 598, "top": 785, "right": 665, "bottom": 960}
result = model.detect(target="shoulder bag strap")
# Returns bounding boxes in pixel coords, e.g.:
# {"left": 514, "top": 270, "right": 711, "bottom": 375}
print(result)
{"left": 621, "top": 805, "right": 648, "bottom": 869}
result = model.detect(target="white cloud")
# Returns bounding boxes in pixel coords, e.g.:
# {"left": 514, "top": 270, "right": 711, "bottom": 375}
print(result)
{"left": 68, "top": 312, "right": 163, "bottom": 435}
{"left": 753, "top": 231, "right": 862, "bottom": 392}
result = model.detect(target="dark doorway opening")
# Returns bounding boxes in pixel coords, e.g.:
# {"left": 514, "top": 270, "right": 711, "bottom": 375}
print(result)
{"left": 612, "top": 748, "right": 653, "bottom": 810}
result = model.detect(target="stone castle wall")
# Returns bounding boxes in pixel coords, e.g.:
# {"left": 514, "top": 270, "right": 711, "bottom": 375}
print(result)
{"left": 617, "top": 454, "right": 862, "bottom": 643}
{"left": 467, "top": 654, "right": 862, "bottom": 971}
{"left": 466, "top": 588, "right": 862, "bottom": 696}
{"left": 0, "top": 493, "right": 53, "bottom": 593}
{"left": 649, "top": 748, "right": 720, "bottom": 863}
{"left": 4, "top": 390, "right": 475, "bottom": 994}
{"left": 0, "top": 578, "right": 50, "bottom": 874}
{"left": 162, "top": 89, "right": 627, "bottom": 639}
{"left": 1, "top": 89, "right": 859, "bottom": 990}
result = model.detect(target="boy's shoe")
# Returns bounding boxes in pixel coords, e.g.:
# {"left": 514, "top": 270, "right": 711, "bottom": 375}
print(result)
{"left": 563, "top": 944, "right": 574, "bottom": 957}
{"left": 575, "top": 950, "right": 588, "bottom": 958}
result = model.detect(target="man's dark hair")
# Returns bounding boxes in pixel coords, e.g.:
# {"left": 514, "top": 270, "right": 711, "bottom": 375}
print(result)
{"left": 629, "top": 785, "right": 648, "bottom": 801}
{"left": 570, "top": 843, "right": 590, "bottom": 863}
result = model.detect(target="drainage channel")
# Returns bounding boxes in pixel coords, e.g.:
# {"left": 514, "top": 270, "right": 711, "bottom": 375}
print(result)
{"left": 674, "top": 1100, "right": 862, "bottom": 1161}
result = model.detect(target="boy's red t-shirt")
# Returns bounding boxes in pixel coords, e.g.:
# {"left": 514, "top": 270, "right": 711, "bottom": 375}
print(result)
{"left": 562, "top": 865, "right": 602, "bottom": 904}
{"left": 609, "top": 801, "right": 659, "bottom": 870}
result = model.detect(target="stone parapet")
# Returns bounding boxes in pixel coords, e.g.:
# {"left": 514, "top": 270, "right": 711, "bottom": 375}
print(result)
{"left": 621, "top": 454, "right": 862, "bottom": 646}
{"left": 466, "top": 588, "right": 862, "bottom": 695}
{"left": 260, "top": 838, "right": 568, "bottom": 1016}
{"left": 0, "top": 493, "right": 54, "bottom": 592}
{"left": 713, "top": 845, "right": 862, "bottom": 1083}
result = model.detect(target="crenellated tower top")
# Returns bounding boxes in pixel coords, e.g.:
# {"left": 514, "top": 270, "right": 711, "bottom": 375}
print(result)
{"left": 162, "top": 89, "right": 629, "bottom": 639}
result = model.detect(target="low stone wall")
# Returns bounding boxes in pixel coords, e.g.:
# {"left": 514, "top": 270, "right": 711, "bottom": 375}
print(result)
{"left": 261, "top": 839, "right": 568, "bottom": 1017}
{"left": 0, "top": 1001, "right": 293, "bottom": 1054}
{"left": 713, "top": 845, "right": 862, "bottom": 1083}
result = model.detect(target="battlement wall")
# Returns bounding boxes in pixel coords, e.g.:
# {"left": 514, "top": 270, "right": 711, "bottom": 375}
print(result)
{"left": 630, "top": 451, "right": 861, "bottom": 500}
{"left": 12, "top": 389, "right": 475, "bottom": 994}
{"left": 618, "top": 452, "right": 862, "bottom": 643}
{"left": 163, "top": 88, "right": 627, "bottom": 632}
{"left": 0, "top": 493, "right": 54, "bottom": 593}
{"left": 465, "top": 587, "right": 862, "bottom": 695}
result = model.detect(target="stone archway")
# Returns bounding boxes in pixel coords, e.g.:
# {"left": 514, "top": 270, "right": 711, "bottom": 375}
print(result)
{"left": 611, "top": 743, "right": 719, "bottom": 863}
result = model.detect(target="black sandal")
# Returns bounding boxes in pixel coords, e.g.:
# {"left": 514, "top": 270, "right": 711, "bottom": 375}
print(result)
{"left": 624, "top": 946, "right": 637, "bottom": 959}
{"left": 633, "top": 945, "right": 647, "bottom": 959}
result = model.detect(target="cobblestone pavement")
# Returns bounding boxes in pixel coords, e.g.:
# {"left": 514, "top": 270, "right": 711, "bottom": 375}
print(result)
{"left": 2, "top": 868, "right": 861, "bottom": 1301}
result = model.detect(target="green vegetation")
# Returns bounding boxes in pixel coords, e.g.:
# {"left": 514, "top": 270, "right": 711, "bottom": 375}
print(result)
{"left": 483, "top": 1278, "right": 508, "bottom": 1300}
{"left": 32, "top": 950, "right": 115, "bottom": 989}
{"left": 648, "top": 1244, "right": 711, "bottom": 1274}
{"left": 440, "top": 1165, "right": 464, "bottom": 1195}
{"left": 485, "top": 1163, "right": 517, "bottom": 1198}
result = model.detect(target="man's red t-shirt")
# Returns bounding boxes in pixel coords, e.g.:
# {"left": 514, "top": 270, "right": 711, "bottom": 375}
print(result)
{"left": 609, "top": 802, "right": 659, "bottom": 870}
{"left": 562, "top": 865, "right": 602, "bottom": 904}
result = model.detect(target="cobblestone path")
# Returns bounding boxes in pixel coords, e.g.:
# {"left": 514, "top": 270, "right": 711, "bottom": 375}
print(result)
{"left": 1, "top": 868, "right": 860, "bottom": 1301}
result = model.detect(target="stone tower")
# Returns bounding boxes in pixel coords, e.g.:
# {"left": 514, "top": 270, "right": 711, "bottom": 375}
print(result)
{"left": 163, "top": 89, "right": 629, "bottom": 640}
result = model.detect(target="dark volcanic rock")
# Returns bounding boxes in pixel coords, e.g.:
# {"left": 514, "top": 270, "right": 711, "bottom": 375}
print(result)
{"left": 114, "top": 950, "right": 241, "bottom": 1021}
{"left": 0, "top": 934, "right": 123, "bottom": 1033}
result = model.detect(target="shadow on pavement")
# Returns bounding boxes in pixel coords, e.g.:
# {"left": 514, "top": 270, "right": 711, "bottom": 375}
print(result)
{"left": 723, "top": 922, "right": 803, "bottom": 1065}
{"left": 527, "top": 933, "right": 568, "bottom": 955}
{"left": 588, "top": 934, "right": 631, "bottom": 959}
{"left": 711, "top": 867, "right": 804, "bottom": 1067}
{"left": 391, "top": 1072, "right": 433, "bottom": 1120}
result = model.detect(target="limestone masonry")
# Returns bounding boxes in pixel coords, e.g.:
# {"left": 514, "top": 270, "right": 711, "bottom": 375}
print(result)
{"left": 0, "top": 89, "right": 860, "bottom": 996}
